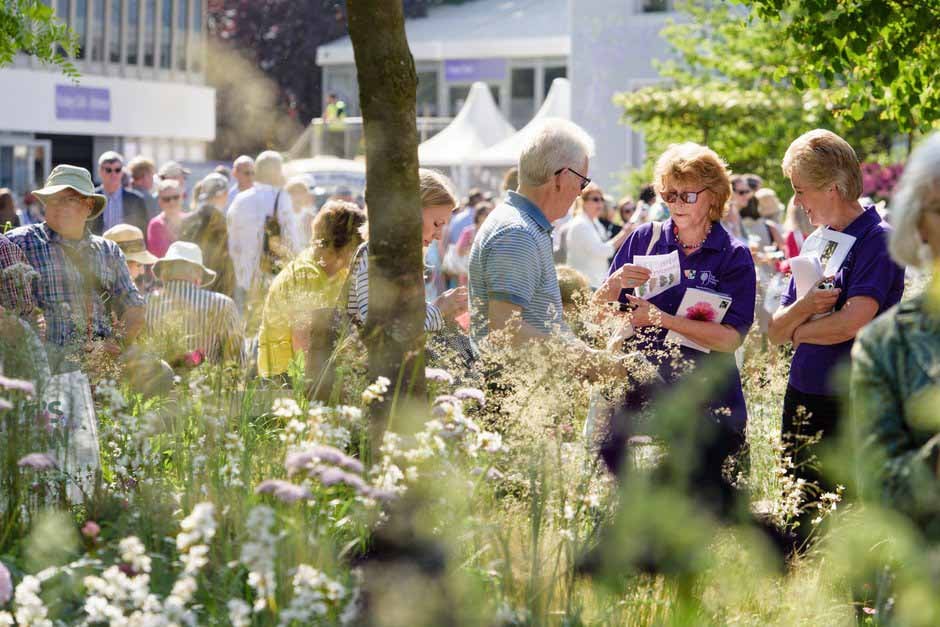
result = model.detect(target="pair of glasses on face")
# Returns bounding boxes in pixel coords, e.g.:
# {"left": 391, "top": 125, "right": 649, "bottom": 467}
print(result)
{"left": 584, "top": 195, "right": 604, "bottom": 203}
{"left": 555, "top": 167, "right": 591, "bottom": 191}
{"left": 102, "top": 166, "right": 122, "bottom": 174}
{"left": 734, "top": 188, "right": 752, "bottom": 196}
{"left": 159, "top": 194, "right": 181, "bottom": 202}
{"left": 663, "top": 188, "right": 707, "bottom": 204}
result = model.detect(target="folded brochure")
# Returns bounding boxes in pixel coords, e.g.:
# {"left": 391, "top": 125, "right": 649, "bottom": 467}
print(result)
{"left": 664, "top": 287, "right": 732, "bottom": 353}
{"left": 632, "top": 250, "right": 681, "bottom": 300}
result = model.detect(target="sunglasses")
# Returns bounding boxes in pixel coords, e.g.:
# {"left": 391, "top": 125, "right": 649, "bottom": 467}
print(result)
{"left": 102, "top": 166, "right": 122, "bottom": 174}
{"left": 663, "top": 188, "right": 707, "bottom": 204}
{"left": 734, "top": 188, "right": 752, "bottom": 195}
{"left": 584, "top": 195, "right": 604, "bottom": 202}
{"left": 555, "top": 167, "right": 591, "bottom": 191}
{"left": 159, "top": 194, "right": 181, "bottom": 202}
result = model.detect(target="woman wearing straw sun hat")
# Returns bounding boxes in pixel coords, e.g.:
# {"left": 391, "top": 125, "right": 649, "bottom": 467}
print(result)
{"left": 6, "top": 164, "right": 147, "bottom": 502}
{"left": 103, "top": 223, "right": 159, "bottom": 294}
{"left": 143, "top": 240, "right": 244, "bottom": 367}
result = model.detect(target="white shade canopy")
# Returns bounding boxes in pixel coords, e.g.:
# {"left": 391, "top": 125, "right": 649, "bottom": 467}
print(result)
{"left": 418, "top": 81, "right": 515, "bottom": 167}
{"left": 470, "top": 78, "right": 571, "bottom": 168}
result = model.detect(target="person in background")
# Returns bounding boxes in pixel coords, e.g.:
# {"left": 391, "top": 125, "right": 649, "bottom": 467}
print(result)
{"left": 323, "top": 93, "right": 347, "bottom": 157}
{"left": 103, "top": 223, "right": 159, "bottom": 295}
{"left": 147, "top": 179, "right": 185, "bottom": 258}
{"left": 258, "top": 200, "right": 366, "bottom": 381}
{"left": 127, "top": 156, "right": 159, "bottom": 221}
{"left": 157, "top": 160, "right": 190, "bottom": 191}
{"left": 17, "top": 192, "right": 44, "bottom": 226}
{"left": 852, "top": 131, "right": 940, "bottom": 536}
{"left": 227, "top": 155, "right": 255, "bottom": 210}
{"left": 451, "top": 200, "right": 494, "bottom": 286}
{"left": 8, "top": 165, "right": 145, "bottom": 499}
{"left": 0, "top": 188, "right": 19, "bottom": 229}
{"left": 565, "top": 182, "right": 631, "bottom": 289}
{"left": 768, "top": 130, "right": 905, "bottom": 524}
{"left": 92, "top": 151, "right": 148, "bottom": 236}
{"left": 617, "top": 197, "right": 637, "bottom": 232}
{"left": 283, "top": 177, "right": 317, "bottom": 256}
{"left": 214, "top": 165, "right": 232, "bottom": 181}
{"left": 179, "top": 173, "right": 237, "bottom": 298}
{"left": 597, "top": 194, "right": 622, "bottom": 240}
{"left": 501, "top": 167, "right": 519, "bottom": 196}
{"left": 630, "top": 184, "right": 657, "bottom": 225}
{"left": 145, "top": 241, "right": 244, "bottom": 368}
{"left": 783, "top": 195, "right": 814, "bottom": 258}
{"left": 722, "top": 174, "right": 756, "bottom": 244}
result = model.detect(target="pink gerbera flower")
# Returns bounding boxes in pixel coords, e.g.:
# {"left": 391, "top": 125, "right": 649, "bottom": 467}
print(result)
{"left": 685, "top": 301, "right": 717, "bottom": 322}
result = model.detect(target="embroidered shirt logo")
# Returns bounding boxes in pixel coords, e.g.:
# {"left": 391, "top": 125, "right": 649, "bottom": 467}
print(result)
{"left": 684, "top": 269, "right": 697, "bottom": 281}
{"left": 699, "top": 271, "right": 718, "bottom": 288}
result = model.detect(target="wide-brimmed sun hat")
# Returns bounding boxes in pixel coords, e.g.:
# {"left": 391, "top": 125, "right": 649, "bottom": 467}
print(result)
{"left": 103, "top": 224, "right": 159, "bottom": 265}
{"left": 158, "top": 160, "right": 191, "bottom": 178}
{"left": 152, "top": 241, "right": 217, "bottom": 287}
{"left": 32, "top": 165, "right": 108, "bottom": 220}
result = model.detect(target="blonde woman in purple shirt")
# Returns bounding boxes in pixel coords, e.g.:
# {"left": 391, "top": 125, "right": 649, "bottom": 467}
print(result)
{"left": 769, "top": 129, "right": 904, "bottom": 500}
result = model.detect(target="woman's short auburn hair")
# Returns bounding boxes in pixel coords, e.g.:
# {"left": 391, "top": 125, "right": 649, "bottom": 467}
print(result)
{"left": 653, "top": 142, "right": 732, "bottom": 222}
{"left": 781, "top": 129, "right": 862, "bottom": 201}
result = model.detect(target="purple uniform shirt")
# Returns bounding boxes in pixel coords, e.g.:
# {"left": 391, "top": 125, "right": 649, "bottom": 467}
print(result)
{"left": 609, "top": 219, "right": 756, "bottom": 432}
{"left": 779, "top": 206, "right": 904, "bottom": 396}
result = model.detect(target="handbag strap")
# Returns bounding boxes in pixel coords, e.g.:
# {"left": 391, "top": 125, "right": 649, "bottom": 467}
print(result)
{"left": 272, "top": 189, "right": 281, "bottom": 219}
{"left": 645, "top": 221, "right": 663, "bottom": 255}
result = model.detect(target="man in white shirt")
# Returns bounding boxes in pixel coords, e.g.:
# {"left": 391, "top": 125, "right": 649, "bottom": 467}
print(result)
{"left": 226, "top": 155, "right": 256, "bottom": 210}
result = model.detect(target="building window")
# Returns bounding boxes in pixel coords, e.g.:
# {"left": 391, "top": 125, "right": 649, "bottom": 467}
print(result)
{"left": 416, "top": 71, "right": 438, "bottom": 117}
{"left": 159, "top": 0, "right": 172, "bottom": 68}
{"left": 127, "top": 0, "right": 139, "bottom": 64}
{"left": 543, "top": 66, "right": 567, "bottom": 96}
{"left": 641, "top": 0, "right": 671, "bottom": 12}
{"left": 191, "top": 0, "right": 202, "bottom": 72}
{"left": 143, "top": 0, "right": 155, "bottom": 66}
{"left": 176, "top": 0, "right": 188, "bottom": 71}
{"left": 55, "top": 0, "right": 71, "bottom": 56}
{"left": 109, "top": 0, "right": 122, "bottom": 63}
{"left": 74, "top": 0, "right": 87, "bottom": 59}
{"left": 510, "top": 67, "right": 535, "bottom": 128}
{"left": 90, "top": 0, "right": 105, "bottom": 61}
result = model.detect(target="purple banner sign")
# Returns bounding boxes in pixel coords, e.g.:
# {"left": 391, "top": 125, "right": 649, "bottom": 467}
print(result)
{"left": 444, "top": 58, "right": 507, "bottom": 82}
{"left": 55, "top": 85, "right": 111, "bottom": 122}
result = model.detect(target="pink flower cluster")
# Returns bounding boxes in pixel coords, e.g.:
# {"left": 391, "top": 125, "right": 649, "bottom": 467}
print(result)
{"left": 861, "top": 161, "right": 904, "bottom": 201}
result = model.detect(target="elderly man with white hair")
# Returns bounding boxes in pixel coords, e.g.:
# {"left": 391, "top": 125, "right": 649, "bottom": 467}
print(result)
{"left": 467, "top": 118, "right": 628, "bottom": 380}
{"left": 227, "top": 155, "right": 256, "bottom": 210}
{"left": 226, "top": 150, "right": 293, "bottom": 312}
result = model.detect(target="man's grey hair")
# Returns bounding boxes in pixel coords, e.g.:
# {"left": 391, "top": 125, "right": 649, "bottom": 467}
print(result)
{"left": 518, "top": 118, "right": 596, "bottom": 187}
{"left": 233, "top": 155, "right": 254, "bottom": 169}
{"left": 890, "top": 131, "right": 940, "bottom": 267}
{"left": 255, "top": 150, "right": 284, "bottom": 186}
{"left": 98, "top": 150, "right": 125, "bottom": 166}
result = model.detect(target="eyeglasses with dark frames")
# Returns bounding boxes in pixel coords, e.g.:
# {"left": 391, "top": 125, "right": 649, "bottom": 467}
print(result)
{"left": 554, "top": 167, "right": 591, "bottom": 191}
{"left": 662, "top": 188, "right": 708, "bottom": 204}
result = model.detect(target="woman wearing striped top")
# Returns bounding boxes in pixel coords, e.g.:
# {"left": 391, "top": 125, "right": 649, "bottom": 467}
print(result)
{"left": 347, "top": 169, "right": 468, "bottom": 332}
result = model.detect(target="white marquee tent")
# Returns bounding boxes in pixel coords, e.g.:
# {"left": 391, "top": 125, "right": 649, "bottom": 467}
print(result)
{"left": 470, "top": 78, "right": 571, "bottom": 168}
{"left": 418, "top": 81, "right": 515, "bottom": 181}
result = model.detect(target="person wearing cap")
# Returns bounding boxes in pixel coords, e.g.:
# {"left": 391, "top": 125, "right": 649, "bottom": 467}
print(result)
{"left": 179, "top": 173, "right": 236, "bottom": 297}
{"left": 144, "top": 241, "right": 244, "bottom": 367}
{"left": 103, "top": 223, "right": 159, "bottom": 294}
{"left": 92, "top": 151, "right": 148, "bottom": 236}
{"left": 157, "top": 160, "right": 191, "bottom": 189}
{"left": 7, "top": 164, "right": 146, "bottom": 500}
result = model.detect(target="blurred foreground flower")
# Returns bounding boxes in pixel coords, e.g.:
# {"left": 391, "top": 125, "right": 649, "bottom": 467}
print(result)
{"left": 0, "top": 561, "right": 11, "bottom": 605}
{"left": 17, "top": 452, "right": 57, "bottom": 471}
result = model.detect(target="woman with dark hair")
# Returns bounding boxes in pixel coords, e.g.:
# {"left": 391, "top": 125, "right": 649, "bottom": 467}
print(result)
{"left": 0, "top": 188, "right": 20, "bottom": 229}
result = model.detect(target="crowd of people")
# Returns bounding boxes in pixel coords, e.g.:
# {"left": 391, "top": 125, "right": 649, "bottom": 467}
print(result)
{"left": 0, "top": 118, "right": 937, "bottom": 549}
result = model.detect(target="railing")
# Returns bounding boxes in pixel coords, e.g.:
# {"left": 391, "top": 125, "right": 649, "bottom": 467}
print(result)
{"left": 286, "top": 116, "right": 453, "bottom": 160}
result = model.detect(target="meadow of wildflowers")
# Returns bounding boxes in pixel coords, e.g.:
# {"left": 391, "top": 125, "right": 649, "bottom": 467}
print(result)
{"left": 0, "top": 289, "right": 934, "bottom": 625}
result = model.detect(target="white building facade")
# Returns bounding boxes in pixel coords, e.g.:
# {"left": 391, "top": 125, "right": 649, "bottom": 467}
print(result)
{"left": 316, "top": 0, "right": 677, "bottom": 191}
{"left": 0, "top": 0, "right": 215, "bottom": 196}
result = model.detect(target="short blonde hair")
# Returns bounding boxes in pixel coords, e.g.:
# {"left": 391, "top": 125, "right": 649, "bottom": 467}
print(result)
{"left": 419, "top": 168, "right": 457, "bottom": 210}
{"left": 155, "top": 178, "right": 180, "bottom": 194}
{"left": 889, "top": 132, "right": 940, "bottom": 267}
{"left": 782, "top": 129, "right": 862, "bottom": 200}
{"left": 574, "top": 182, "right": 603, "bottom": 215}
{"left": 653, "top": 142, "right": 731, "bottom": 222}
{"left": 127, "top": 156, "right": 155, "bottom": 181}
{"left": 255, "top": 150, "right": 284, "bottom": 186}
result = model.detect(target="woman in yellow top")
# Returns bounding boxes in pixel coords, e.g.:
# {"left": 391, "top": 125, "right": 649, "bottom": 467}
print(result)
{"left": 257, "top": 200, "right": 366, "bottom": 379}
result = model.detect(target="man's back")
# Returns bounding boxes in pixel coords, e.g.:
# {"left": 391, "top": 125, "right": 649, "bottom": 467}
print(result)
{"left": 468, "top": 191, "right": 566, "bottom": 346}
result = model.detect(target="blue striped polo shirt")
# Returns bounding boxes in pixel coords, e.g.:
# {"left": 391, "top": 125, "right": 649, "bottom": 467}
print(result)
{"left": 468, "top": 191, "right": 568, "bottom": 346}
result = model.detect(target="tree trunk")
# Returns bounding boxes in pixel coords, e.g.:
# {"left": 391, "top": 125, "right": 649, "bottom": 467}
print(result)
{"left": 347, "top": 0, "right": 427, "bottom": 452}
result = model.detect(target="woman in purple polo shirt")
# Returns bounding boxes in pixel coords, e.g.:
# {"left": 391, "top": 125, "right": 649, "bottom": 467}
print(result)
{"left": 594, "top": 143, "right": 756, "bottom": 501}
{"left": 768, "top": 129, "right": 904, "bottom": 490}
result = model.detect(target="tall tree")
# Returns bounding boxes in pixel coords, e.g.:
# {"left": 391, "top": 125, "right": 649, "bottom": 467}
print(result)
{"left": 346, "top": 0, "right": 426, "bottom": 450}
{"left": 745, "top": 0, "right": 940, "bottom": 133}
{"left": 0, "top": 0, "right": 78, "bottom": 75}
{"left": 617, "top": 0, "right": 900, "bottom": 192}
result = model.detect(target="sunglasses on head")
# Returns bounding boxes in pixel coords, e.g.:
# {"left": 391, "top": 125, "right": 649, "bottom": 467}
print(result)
{"left": 663, "top": 188, "right": 707, "bottom": 204}
{"left": 555, "top": 167, "right": 591, "bottom": 191}
{"left": 159, "top": 194, "right": 181, "bottom": 202}
{"left": 102, "top": 166, "right": 122, "bottom": 174}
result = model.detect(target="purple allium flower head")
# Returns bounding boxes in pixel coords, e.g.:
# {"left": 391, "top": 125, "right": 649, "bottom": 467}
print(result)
{"left": 255, "top": 479, "right": 312, "bottom": 503}
{"left": 17, "top": 452, "right": 57, "bottom": 470}
{"left": 286, "top": 446, "right": 363, "bottom": 476}
{"left": 425, "top": 368, "right": 454, "bottom": 384}
{"left": 0, "top": 560, "right": 11, "bottom": 604}
{"left": 315, "top": 467, "right": 369, "bottom": 493}
{"left": 0, "top": 375, "right": 35, "bottom": 396}
{"left": 454, "top": 387, "right": 486, "bottom": 406}
{"left": 0, "top": 398, "right": 11, "bottom": 411}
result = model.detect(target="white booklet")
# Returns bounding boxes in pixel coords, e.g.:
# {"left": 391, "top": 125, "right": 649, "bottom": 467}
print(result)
{"left": 800, "top": 227, "right": 857, "bottom": 276}
{"left": 632, "top": 250, "right": 681, "bottom": 300}
{"left": 664, "top": 287, "right": 733, "bottom": 353}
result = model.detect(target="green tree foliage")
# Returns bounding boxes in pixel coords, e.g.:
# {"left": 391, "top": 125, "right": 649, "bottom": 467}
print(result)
{"left": 616, "top": 0, "right": 899, "bottom": 194}
{"left": 0, "top": 0, "right": 78, "bottom": 76}
{"left": 747, "top": 0, "right": 940, "bottom": 132}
